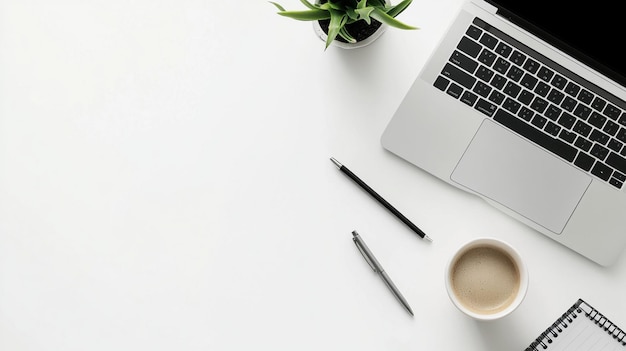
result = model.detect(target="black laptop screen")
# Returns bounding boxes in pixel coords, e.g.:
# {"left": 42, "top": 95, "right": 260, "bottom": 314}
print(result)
{"left": 485, "top": 0, "right": 626, "bottom": 88}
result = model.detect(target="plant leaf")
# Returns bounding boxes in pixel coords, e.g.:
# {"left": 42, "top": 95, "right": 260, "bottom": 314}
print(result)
{"left": 338, "top": 26, "right": 357, "bottom": 43}
{"left": 325, "top": 9, "right": 348, "bottom": 49}
{"left": 319, "top": 1, "right": 342, "bottom": 10}
{"left": 346, "top": 8, "right": 358, "bottom": 21}
{"left": 277, "top": 9, "right": 331, "bottom": 21}
{"left": 329, "top": 1, "right": 343, "bottom": 10}
{"left": 269, "top": 1, "right": 286, "bottom": 11}
{"left": 370, "top": 7, "right": 418, "bottom": 30}
{"left": 386, "top": 0, "right": 413, "bottom": 18}
{"left": 299, "top": 0, "right": 318, "bottom": 10}
{"left": 355, "top": 6, "right": 374, "bottom": 24}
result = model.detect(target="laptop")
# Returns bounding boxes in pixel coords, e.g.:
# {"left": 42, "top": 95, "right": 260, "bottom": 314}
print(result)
{"left": 381, "top": 0, "right": 626, "bottom": 266}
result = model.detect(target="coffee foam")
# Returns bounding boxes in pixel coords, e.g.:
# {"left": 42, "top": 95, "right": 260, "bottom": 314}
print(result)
{"left": 450, "top": 245, "right": 520, "bottom": 314}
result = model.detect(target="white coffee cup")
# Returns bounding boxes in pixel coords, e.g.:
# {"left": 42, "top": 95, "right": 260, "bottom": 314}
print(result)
{"left": 445, "top": 237, "right": 529, "bottom": 321}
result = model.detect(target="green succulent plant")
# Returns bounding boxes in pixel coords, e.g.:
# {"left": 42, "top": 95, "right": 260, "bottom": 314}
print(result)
{"left": 270, "top": 0, "right": 417, "bottom": 49}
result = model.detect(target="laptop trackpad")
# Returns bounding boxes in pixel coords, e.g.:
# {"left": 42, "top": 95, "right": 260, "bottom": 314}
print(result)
{"left": 451, "top": 120, "right": 591, "bottom": 233}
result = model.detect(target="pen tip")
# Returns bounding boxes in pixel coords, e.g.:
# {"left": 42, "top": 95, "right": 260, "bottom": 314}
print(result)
{"left": 330, "top": 157, "right": 342, "bottom": 169}
{"left": 424, "top": 235, "right": 433, "bottom": 242}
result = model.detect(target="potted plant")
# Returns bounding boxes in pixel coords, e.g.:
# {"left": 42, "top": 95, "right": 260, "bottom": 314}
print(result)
{"left": 270, "top": 0, "right": 417, "bottom": 49}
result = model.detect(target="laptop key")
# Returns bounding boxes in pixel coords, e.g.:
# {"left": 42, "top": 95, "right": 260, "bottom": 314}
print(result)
{"left": 545, "top": 121, "right": 561, "bottom": 137}
{"left": 561, "top": 96, "right": 577, "bottom": 112}
{"left": 574, "top": 136, "right": 593, "bottom": 152}
{"left": 522, "top": 58, "right": 540, "bottom": 74}
{"left": 473, "top": 81, "right": 492, "bottom": 98}
{"left": 494, "top": 42, "right": 512, "bottom": 58}
{"left": 475, "top": 98, "right": 497, "bottom": 117}
{"left": 591, "top": 162, "right": 612, "bottom": 181}
{"left": 476, "top": 66, "right": 495, "bottom": 82}
{"left": 478, "top": 49, "right": 497, "bottom": 66}
{"left": 479, "top": 32, "right": 498, "bottom": 50}
{"left": 461, "top": 91, "right": 478, "bottom": 106}
{"left": 493, "top": 109, "right": 578, "bottom": 162}
{"left": 564, "top": 81, "right": 581, "bottom": 97}
{"left": 534, "top": 81, "right": 551, "bottom": 97}
{"left": 551, "top": 74, "right": 567, "bottom": 89}
{"left": 544, "top": 104, "right": 561, "bottom": 120}
{"left": 503, "top": 81, "right": 522, "bottom": 98}
{"left": 608, "top": 139, "right": 623, "bottom": 152}
{"left": 590, "top": 144, "right": 609, "bottom": 160}
{"left": 506, "top": 66, "right": 524, "bottom": 82}
{"left": 489, "top": 90, "right": 505, "bottom": 105}
{"left": 574, "top": 152, "right": 595, "bottom": 171}
{"left": 490, "top": 74, "right": 507, "bottom": 90}
{"left": 547, "top": 89, "right": 565, "bottom": 104}
{"left": 531, "top": 115, "right": 547, "bottom": 128}
{"left": 588, "top": 112, "right": 607, "bottom": 129}
{"left": 503, "top": 98, "right": 521, "bottom": 114}
{"left": 574, "top": 104, "right": 592, "bottom": 119}
{"left": 520, "top": 73, "right": 538, "bottom": 90}
{"left": 447, "top": 83, "right": 464, "bottom": 99}
{"left": 537, "top": 66, "right": 554, "bottom": 82}
{"left": 559, "top": 129, "right": 577, "bottom": 143}
{"left": 606, "top": 152, "right": 626, "bottom": 174}
{"left": 558, "top": 112, "right": 576, "bottom": 129}
{"left": 519, "top": 107, "right": 535, "bottom": 121}
{"left": 578, "top": 89, "right": 594, "bottom": 105}
{"left": 530, "top": 97, "right": 548, "bottom": 114}
{"left": 466, "top": 25, "right": 482, "bottom": 40}
{"left": 457, "top": 36, "right": 482, "bottom": 57}
{"left": 592, "top": 97, "right": 607, "bottom": 112}
{"left": 519, "top": 89, "right": 534, "bottom": 105}
{"left": 616, "top": 128, "right": 626, "bottom": 143}
{"left": 573, "top": 120, "right": 592, "bottom": 137}
{"left": 450, "top": 50, "right": 478, "bottom": 73}
{"left": 434, "top": 76, "right": 450, "bottom": 91}
{"left": 604, "top": 120, "right": 620, "bottom": 136}
{"left": 493, "top": 58, "right": 511, "bottom": 74}
{"left": 604, "top": 104, "right": 621, "bottom": 120}
{"left": 590, "top": 129, "right": 610, "bottom": 145}
{"left": 510, "top": 50, "right": 526, "bottom": 66}
{"left": 442, "top": 63, "right": 476, "bottom": 89}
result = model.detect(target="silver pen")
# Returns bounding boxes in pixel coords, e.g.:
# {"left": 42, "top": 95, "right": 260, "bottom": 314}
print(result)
{"left": 351, "top": 230, "right": 414, "bottom": 316}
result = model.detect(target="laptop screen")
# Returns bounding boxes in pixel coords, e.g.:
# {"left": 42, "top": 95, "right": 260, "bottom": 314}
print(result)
{"left": 486, "top": 0, "right": 626, "bottom": 89}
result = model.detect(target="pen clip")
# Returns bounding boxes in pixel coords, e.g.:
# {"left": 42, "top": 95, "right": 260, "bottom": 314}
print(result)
{"left": 353, "top": 238, "right": 378, "bottom": 272}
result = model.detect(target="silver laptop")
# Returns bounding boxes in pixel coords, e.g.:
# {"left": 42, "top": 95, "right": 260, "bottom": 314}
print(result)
{"left": 381, "top": 0, "right": 626, "bottom": 266}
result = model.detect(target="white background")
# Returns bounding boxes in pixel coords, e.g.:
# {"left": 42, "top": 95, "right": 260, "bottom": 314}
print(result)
{"left": 1, "top": 0, "right": 625, "bottom": 350}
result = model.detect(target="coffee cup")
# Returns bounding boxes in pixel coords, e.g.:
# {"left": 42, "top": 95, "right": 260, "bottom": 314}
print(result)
{"left": 445, "top": 237, "right": 529, "bottom": 321}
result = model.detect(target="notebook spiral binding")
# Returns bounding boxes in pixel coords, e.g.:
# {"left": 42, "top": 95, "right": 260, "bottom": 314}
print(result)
{"left": 526, "top": 299, "right": 626, "bottom": 351}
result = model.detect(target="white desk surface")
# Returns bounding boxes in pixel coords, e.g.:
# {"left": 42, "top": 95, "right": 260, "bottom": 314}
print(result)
{"left": 1, "top": 1, "right": 625, "bottom": 350}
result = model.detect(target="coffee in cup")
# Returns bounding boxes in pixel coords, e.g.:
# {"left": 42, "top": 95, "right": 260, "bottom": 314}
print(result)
{"left": 445, "top": 238, "right": 528, "bottom": 320}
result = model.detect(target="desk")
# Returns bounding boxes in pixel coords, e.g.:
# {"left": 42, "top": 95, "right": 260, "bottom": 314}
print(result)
{"left": 1, "top": 1, "right": 625, "bottom": 350}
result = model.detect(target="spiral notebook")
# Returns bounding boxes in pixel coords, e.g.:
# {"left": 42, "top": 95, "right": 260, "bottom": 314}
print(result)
{"left": 526, "top": 299, "right": 626, "bottom": 350}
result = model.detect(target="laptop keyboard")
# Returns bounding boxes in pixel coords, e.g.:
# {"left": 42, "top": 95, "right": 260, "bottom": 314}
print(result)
{"left": 434, "top": 18, "right": 626, "bottom": 189}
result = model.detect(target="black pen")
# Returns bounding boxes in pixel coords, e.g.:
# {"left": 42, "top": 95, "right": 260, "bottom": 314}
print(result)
{"left": 331, "top": 157, "right": 432, "bottom": 242}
